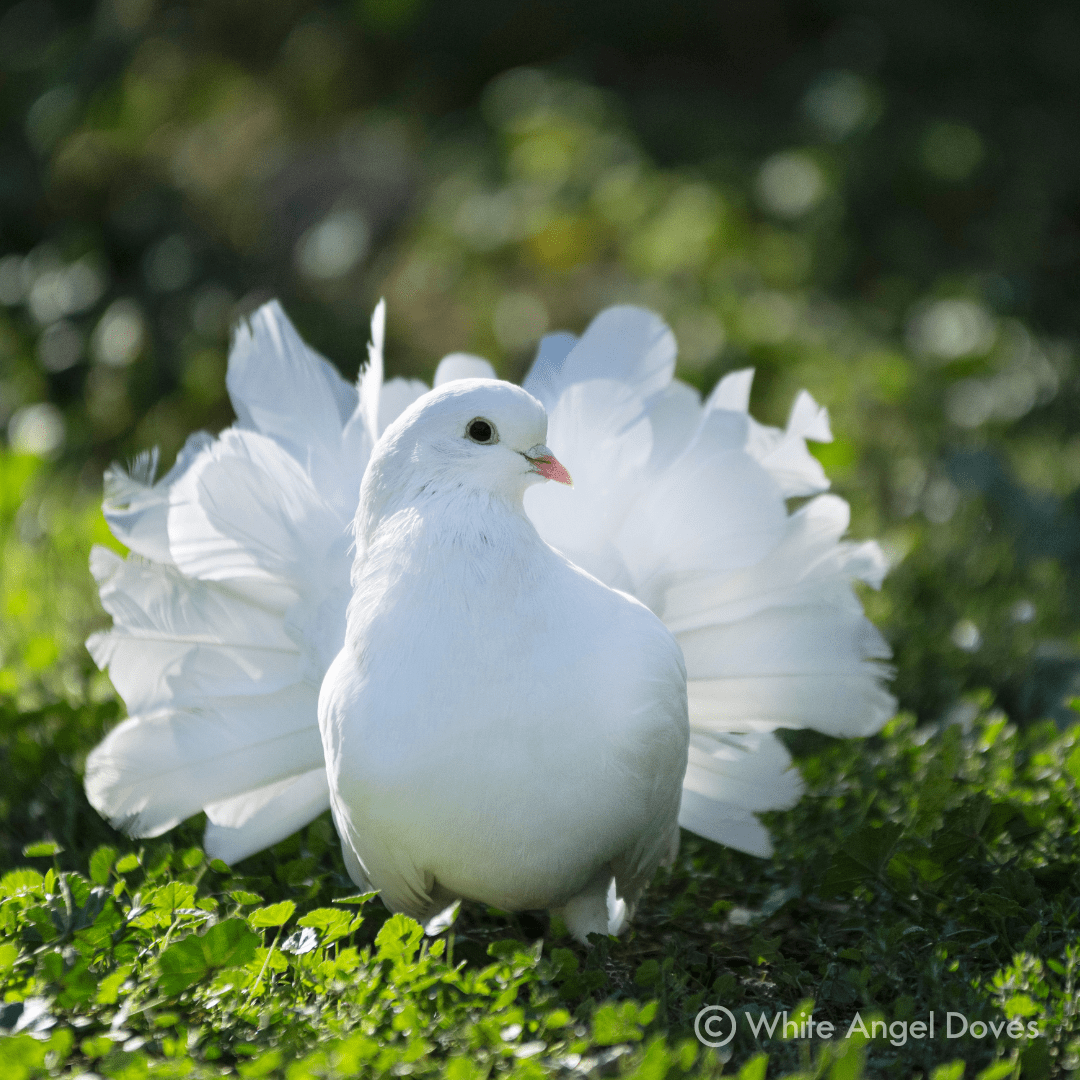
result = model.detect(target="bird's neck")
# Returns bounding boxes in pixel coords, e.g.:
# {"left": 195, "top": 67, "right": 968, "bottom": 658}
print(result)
{"left": 345, "top": 487, "right": 549, "bottom": 654}
{"left": 354, "top": 479, "right": 531, "bottom": 559}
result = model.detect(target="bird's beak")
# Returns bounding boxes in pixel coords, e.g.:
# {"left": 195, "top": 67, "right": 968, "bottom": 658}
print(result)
{"left": 523, "top": 444, "right": 573, "bottom": 486}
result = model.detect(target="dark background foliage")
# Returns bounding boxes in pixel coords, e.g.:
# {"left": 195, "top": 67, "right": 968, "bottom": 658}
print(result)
{"left": 2, "top": 0, "right": 1080, "bottom": 728}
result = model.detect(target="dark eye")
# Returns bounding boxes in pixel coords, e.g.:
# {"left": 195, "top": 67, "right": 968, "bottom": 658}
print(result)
{"left": 466, "top": 418, "right": 497, "bottom": 444}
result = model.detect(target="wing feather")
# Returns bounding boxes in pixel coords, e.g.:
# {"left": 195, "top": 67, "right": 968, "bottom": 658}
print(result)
{"left": 87, "top": 301, "right": 369, "bottom": 852}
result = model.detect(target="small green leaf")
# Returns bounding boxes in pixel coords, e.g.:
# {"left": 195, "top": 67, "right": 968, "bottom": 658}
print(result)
{"left": 333, "top": 891, "right": 378, "bottom": 905}
{"left": 157, "top": 918, "right": 261, "bottom": 995}
{"left": 0, "top": 868, "right": 44, "bottom": 898}
{"left": 45, "top": 1027, "right": 73, "bottom": 1064}
{"left": 375, "top": 913, "right": 424, "bottom": 964}
{"left": 487, "top": 939, "right": 527, "bottom": 960}
{"left": 297, "top": 907, "right": 354, "bottom": 943}
{"left": 115, "top": 854, "right": 140, "bottom": 874}
{"left": 248, "top": 900, "right": 296, "bottom": 928}
{"left": 22, "top": 840, "right": 62, "bottom": 858}
{"left": 43, "top": 951, "right": 63, "bottom": 981}
{"left": 58, "top": 960, "right": 98, "bottom": 1007}
{"left": 827, "top": 1038, "right": 864, "bottom": 1080}
{"left": 238, "top": 1050, "right": 284, "bottom": 1078}
{"left": 544, "top": 1009, "right": 572, "bottom": 1029}
{"left": 150, "top": 881, "right": 197, "bottom": 913}
{"left": 81, "top": 1035, "right": 113, "bottom": 1060}
{"left": 209, "top": 859, "right": 231, "bottom": 873}
{"left": 95, "top": 967, "right": 132, "bottom": 1006}
{"left": 87, "top": 845, "right": 117, "bottom": 885}
{"left": 737, "top": 1055, "right": 768, "bottom": 1080}
{"left": 550, "top": 948, "right": 579, "bottom": 980}
{"left": 1065, "top": 745, "right": 1080, "bottom": 784}
{"left": 820, "top": 823, "right": 903, "bottom": 897}
{"left": 975, "top": 1063, "right": 1016, "bottom": 1080}
{"left": 979, "top": 892, "right": 1021, "bottom": 918}
{"left": 592, "top": 1001, "right": 646, "bottom": 1045}
{"left": 1004, "top": 993, "right": 1039, "bottom": 1018}
{"left": 634, "top": 959, "right": 661, "bottom": 988}
{"left": 0, "top": 942, "right": 18, "bottom": 972}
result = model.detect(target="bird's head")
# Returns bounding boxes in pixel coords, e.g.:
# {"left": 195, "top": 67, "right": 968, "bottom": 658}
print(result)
{"left": 356, "top": 379, "right": 572, "bottom": 538}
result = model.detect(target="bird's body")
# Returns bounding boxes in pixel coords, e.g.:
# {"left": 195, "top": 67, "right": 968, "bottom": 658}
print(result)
{"left": 320, "top": 380, "right": 687, "bottom": 937}
{"left": 84, "top": 300, "right": 894, "bottom": 941}
{"left": 321, "top": 501, "right": 687, "bottom": 925}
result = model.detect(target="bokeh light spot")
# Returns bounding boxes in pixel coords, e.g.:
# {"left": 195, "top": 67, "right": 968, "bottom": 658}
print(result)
{"left": 37, "top": 320, "right": 83, "bottom": 373}
{"left": 633, "top": 184, "right": 722, "bottom": 274}
{"left": 453, "top": 191, "right": 515, "bottom": 252}
{"left": 906, "top": 298, "right": 996, "bottom": 361}
{"left": 25, "top": 84, "right": 80, "bottom": 155}
{"left": 951, "top": 619, "right": 982, "bottom": 651}
{"left": 295, "top": 207, "right": 370, "bottom": 280}
{"left": 7, "top": 402, "right": 65, "bottom": 458}
{"left": 1011, "top": 600, "right": 1036, "bottom": 624}
{"left": 920, "top": 121, "right": 984, "bottom": 182}
{"left": 802, "top": 71, "right": 874, "bottom": 141}
{"left": 923, "top": 476, "right": 960, "bottom": 523}
{"left": 756, "top": 152, "right": 826, "bottom": 219}
{"left": 508, "top": 128, "right": 573, "bottom": 185}
{"left": 527, "top": 216, "right": 594, "bottom": 270}
{"left": 143, "top": 234, "right": 195, "bottom": 293}
{"left": 92, "top": 298, "right": 146, "bottom": 367}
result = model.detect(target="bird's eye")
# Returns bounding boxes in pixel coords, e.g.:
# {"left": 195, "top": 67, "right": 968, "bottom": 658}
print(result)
{"left": 466, "top": 418, "right": 497, "bottom": 444}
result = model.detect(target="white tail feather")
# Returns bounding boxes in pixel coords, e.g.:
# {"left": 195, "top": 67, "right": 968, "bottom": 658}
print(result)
{"left": 84, "top": 683, "right": 323, "bottom": 838}
{"left": 204, "top": 768, "right": 331, "bottom": 865}
{"left": 434, "top": 353, "right": 496, "bottom": 385}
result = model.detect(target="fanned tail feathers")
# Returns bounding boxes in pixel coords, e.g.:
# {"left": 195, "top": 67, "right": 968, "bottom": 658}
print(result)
{"left": 87, "top": 303, "right": 386, "bottom": 864}
{"left": 86, "top": 300, "right": 893, "bottom": 868}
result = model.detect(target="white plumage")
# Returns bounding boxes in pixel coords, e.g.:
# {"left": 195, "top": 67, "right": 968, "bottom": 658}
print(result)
{"left": 85, "top": 300, "right": 893, "bottom": 939}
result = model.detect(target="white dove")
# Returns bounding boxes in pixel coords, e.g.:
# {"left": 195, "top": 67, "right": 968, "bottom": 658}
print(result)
{"left": 85, "top": 300, "right": 894, "bottom": 938}
{"left": 320, "top": 379, "right": 688, "bottom": 939}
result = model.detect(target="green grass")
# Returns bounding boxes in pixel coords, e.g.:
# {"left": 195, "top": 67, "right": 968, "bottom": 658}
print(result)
{"left": 2, "top": 456, "right": 1079, "bottom": 1078}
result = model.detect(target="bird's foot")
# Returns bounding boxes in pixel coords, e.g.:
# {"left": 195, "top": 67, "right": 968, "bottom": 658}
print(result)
{"left": 555, "top": 869, "right": 626, "bottom": 944}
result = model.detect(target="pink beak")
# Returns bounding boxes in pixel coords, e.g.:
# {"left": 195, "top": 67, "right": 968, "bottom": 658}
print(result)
{"left": 524, "top": 445, "right": 573, "bottom": 486}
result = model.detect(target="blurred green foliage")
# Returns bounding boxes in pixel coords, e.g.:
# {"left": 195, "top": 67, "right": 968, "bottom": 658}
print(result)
{"left": 3, "top": 0, "right": 1080, "bottom": 1075}
{"left": 2, "top": 0, "right": 1080, "bottom": 724}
